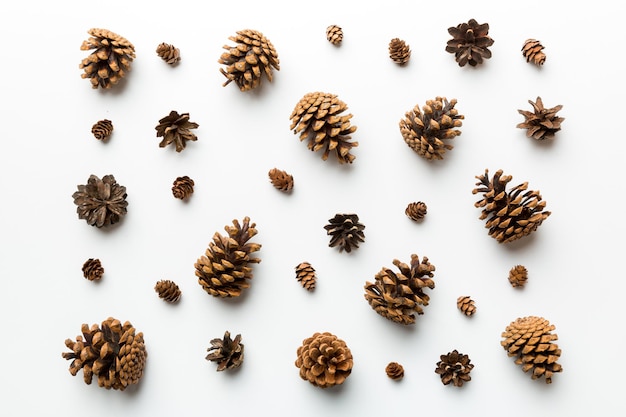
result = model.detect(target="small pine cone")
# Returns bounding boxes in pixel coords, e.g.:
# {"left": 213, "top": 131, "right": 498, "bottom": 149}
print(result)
{"left": 72, "top": 174, "right": 128, "bottom": 228}
{"left": 172, "top": 176, "right": 195, "bottom": 199}
{"left": 385, "top": 362, "right": 404, "bottom": 380}
{"left": 472, "top": 169, "right": 551, "bottom": 243}
{"left": 91, "top": 119, "right": 113, "bottom": 141}
{"left": 446, "top": 19, "right": 494, "bottom": 67}
{"left": 290, "top": 92, "right": 359, "bottom": 164}
{"left": 206, "top": 331, "right": 244, "bottom": 371}
{"left": 501, "top": 316, "right": 562, "bottom": 383}
{"left": 62, "top": 317, "right": 147, "bottom": 390}
{"left": 295, "top": 332, "right": 353, "bottom": 388}
{"left": 399, "top": 97, "right": 464, "bottom": 160}
{"left": 508, "top": 265, "right": 528, "bottom": 288}
{"left": 326, "top": 25, "right": 343, "bottom": 45}
{"left": 457, "top": 296, "right": 476, "bottom": 316}
{"left": 155, "top": 111, "right": 199, "bottom": 152}
{"left": 268, "top": 168, "right": 294, "bottom": 192}
{"left": 389, "top": 38, "right": 411, "bottom": 65}
{"left": 435, "top": 350, "right": 474, "bottom": 387}
{"left": 517, "top": 96, "right": 564, "bottom": 140}
{"left": 156, "top": 42, "right": 181, "bottom": 65}
{"left": 218, "top": 29, "right": 280, "bottom": 92}
{"left": 324, "top": 213, "right": 365, "bottom": 253}
{"left": 79, "top": 28, "right": 135, "bottom": 89}
{"left": 82, "top": 258, "right": 104, "bottom": 281}
{"left": 405, "top": 201, "right": 427, "bottom": 221}
{"left": 522, "top": 39, "right": 546, "bottom": 66}
{"left": 154, "top": 279, "right": 181, "bottom": 303}
{"left": 295, "top": 262, "right": 316, "bottom": 291}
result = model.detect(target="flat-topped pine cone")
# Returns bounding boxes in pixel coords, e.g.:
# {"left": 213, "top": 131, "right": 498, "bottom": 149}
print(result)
{"left": 295, "top": 262, "right": 316, "bottom": 291}
{"left": 172, "top": 176, "right": 194, "bottom": 199}
{"left": 154, "top": 279, "right": 181, "bottom": 303}
{"left": 501, "top": 316, "right": 562, "bottom": 383}
{"left": 218, "top": 29, "right": 279, "bottom": 92}
{"left": 522, "top": 39, "right": 546, "bottom": 66}
{"left": 389, "top": 38, "right": 411, "bottom": 64}
{"left": 62, "top": 317, "right": 147, "bottom": 390}
{"left": 324, "top": 213, "right": 365, "bottom": 253}
{"left": 405, "top": 201, "right": 427, "bottom": 221}
{"left": 268, "top": 168, "right": 294, "bottom": 192}
{"left": 326, "top": 25, "right": 343, "bottom": 45}
{"left": 206, "top": 331, "right": 244, "bottom": 371}
{"left": 156, "top": 42, "right": 180, "bottom": 65}
{"left": 517, "top": 97, "right": 564, "bottom": 140}
{"left": 195, "top": 217, "right": 261, "bottom": 298}
{"left": 508, "top": 265, "right": 528, "bottom": 288}
{"left": 82, "top": 258, "right": 104, "bottom": 281}
{"left": 473, "top": 169, "right": 551, "bottom": 243}
{"left": 364, "top": 254, "right": 435, "bottom": 325}
{"left": 385, "top": 362, "right": 404, "bottom": 380}
{"left": 399, "top": 97, "right": 463, "bottom": 160}
{"left": 446, "top": 19, "right": 494, "bottom": 67}
{"left": 79, "top": 28, "right": 135, "bottom": 89}
{"left": 457, "top": 296, "right": 476, "bottom": 316}
{"left": 155, "top": 111, "right": 199, "bottom": 152}
{"left": 73, "top": 174, "right": 128, "bottom": 228}
{"left": 91, "top": 119, "right": 113, "bottom": 141}
{"left": 295, "top": 332, "right": 353, "bottom": 388}
{"left": 435, "top": 350, "right": 474, "bottom": 387}
{"left": 290, "top": 92, "right": 358, "bottom": 164}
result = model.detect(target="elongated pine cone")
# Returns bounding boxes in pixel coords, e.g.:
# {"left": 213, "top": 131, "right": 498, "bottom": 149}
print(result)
{"left": 326, "top": 25, "right": 343, "bottom": 45}
{"left": 218, "top": 29, "right": 279, "bottom": 92}
{"left": 156, "top": 42, "right": 180, "bottom": 65}
{"left": 406, "top": 201, "right": 427, "bottom": 221}
{"left": 206, "top": 331, "right": 244, "bottom": 371}
{"left": 501, "top": 316, "right": 562, "bottom": 383}
{"left": 400, "top": 97, "right": 463, "bottom": 160}
{"left": 435, "top": 350, "right": 474, "bottom": 387}
{"left": 172, "top": 176, "right": 194, "bottom": 199}
{"left": 446, "top": 19, "right": 494, "bottom": 67}
{"left": 508, "top": 265, "right": 528, "bottom": 288}
{"left": 364, "top": 254, "right": 435, "bottom": 325}
{"left": 290, "top": 92, "right": 358, "bottom": 164}
{"left": 389, "top": 38, "right": 411, "bottom": 64}
{"left": 473, "top": 169, "right": 551, "bottom": 243}
{"left": 91, "top": 119, "right": 113, "bottom": 141}
{"left": 522, "top": 39, "right": 546, "bottom": 66}
{"left": 62, "top": 317, "right": 147, "bottom": 390}
{"left": 295, "top": 262, "right": 316, "bottom": 291}
{"left": 154, "top": 279, "right": 181, "bottom": 303}
{"left": 195, "top": 217, "right": 261, "bottom": 298}
{"left": 385, "top": 362, "right": 404, "bottom": 380}
{"left": 155, "top": 110, "right": 199, "bottom": 152}
{"left": 82, "top": 258, "right": 104, "bottom": 281}
{"left": 295, "top": 332, "right": 353, "bottom": 388}
{"left": 79, "top": 28, "right": 135, "bottom": 89}
{"left": 73, "top": 174, "right": 128, "bottom": 228}
{"left": 324, "top": 213, "right": 365, "bottom": 253}
{"left": 457, "top": 296, "right": 476, "bottom": 316}
{"left": 517, "top": 97, "right": 564, "bottom": 140}
{"left": 268, "top": 168, "right": 294, "bottom": 192}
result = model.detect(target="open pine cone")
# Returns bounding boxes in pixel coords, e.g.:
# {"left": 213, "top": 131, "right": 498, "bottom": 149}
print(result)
{"left": 364, "top": 254, "right": 435, "bottom": 325}
{"left": 206, "top": 331, "right": 244, "bottom": 371}
{"left": 324, "top": 213, "right": 365, "bottom": 253}
{"left": 79, "top": 28, "right": 135, "bottom": 89}
{"left": 155, "top": 111, "right": 199, "bottom": 152}
{"left": 62, "top": 318, "right": 147, "bottom": 390}
{"left": 295, "top": 332, "right": 353, "bottom": 388}
{"left": 446, "top": 19, "right": 494, "bottom": 67}
{"left": 72, "top": 174, "right": 128, "bottom": 228}
{"left": 435, "top": 350, "right": 474, "bottom": 387}
{"left": 517, "top": 97, "right": 564, "bottom": 140}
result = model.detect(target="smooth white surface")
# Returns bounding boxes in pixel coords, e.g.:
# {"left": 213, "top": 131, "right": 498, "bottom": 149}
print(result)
{"left": 0, "top": 1, "right": 622, "bottom": 415}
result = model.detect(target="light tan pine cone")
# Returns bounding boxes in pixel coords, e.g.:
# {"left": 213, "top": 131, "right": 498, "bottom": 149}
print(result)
{"left": 172, "top": 176, "right": 195, "bottom": 199}
{"left": 522, "top": 39, "right": 546, "bottom": 66}
{"left": 457, "top": 296, "right": 476, "bottom": 316}
{"left": 156, "top": 42, "right": 181, "bottom": 65}
{"left": 517, "top": 97, "right": 564, "bottom": 140}
{"left": 385, "top": 362, "right": 404, "bottom": 380}
{"left": 268, "top": 168, "right": 294, "bottom": 192}
{"left": 154, "top": 279, "right": 181, "bottom": 303}
{"left": 82, "top": 258, "right": 104, "bottom": 281}
{"left": 295, "top": 262, "right": 316, "bottom": 291}
{"left": 508, "top": 265, "right": 528, "bottom": 288}
{"left": 206, "top": 331, "right": 244, "bottom": 371}
{"left": 79, "top": 28, "right": 135, "bottom": 89}
{"left": 405, "top": 201, "right": 427, "bottom": 221}
{"left": 389, "top": 38, "right": 411, "bottom": 64}
{"left": 326, "top": 25, "right": 343, "bottom": 45}
{"left": 435, "top": 350, "right": 474, "bottom": 386}
{"left": 91, "top": 119, "right": 113, "bottom": 141}
{"left": 295, "top": 332, "right": 353, "bottom": 388}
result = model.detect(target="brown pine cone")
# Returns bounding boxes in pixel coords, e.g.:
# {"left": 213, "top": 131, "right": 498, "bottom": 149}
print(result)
{"left": 91, "top": 119, "right": 113, "bottom": 141}
{"left": 435, "top": 350, "right": 474, "bottom": 387}
{"left": 324, "top": 213, "right": 365, "bottom": 253}
{"left": 517, "top": 97, "right": 564, "bottom": 140}
{"left": 457, "top": 296, "right": 476, "bottom": 316}
{"left": 154, "top": 279, "right": 182, "bottom": 303}
{"left": 522, "top": 39, "right": 546, "bottom": 66}
{"left": 508, "top": 265, "right": 528, "bottom": 288}
{"left": 155, "top": 111, "right": 199, "bottom": 152}
{"left": 445, "top": 19, "right": 494, "bottom": 67}
{"left": 156, "top": 42, "right": 181, "bottom": 65}
{"left": 389, "top": 38, "right": 411, "bottom": 65}
{"left": 326, "top": 25, "right": 343, "bottom": 45}
{"left": 172, "top": 176, "right": 195, "bottom": 199}
{"left": 268, "top": 168, "right": 294, "bottom": 192}
{"left": 405, "top": 201, "right": 427, "bottom": 221}
{"left": 206, "top": 331, "right": 244, "bottom": 371}
{"left": 82, "top": 258, "right": 104, "bottom": 281}
{"left": 385, "top": 362, "right": 404, "bottom": 380}
{"left": 72, "top": 174, "right": 128, "bottom": 228}
{"left": 79, "top": 28, "right": 135, "bottom": 89}
{"left": 295, "top": 332, "right": 353, "bottom": 388}
{"left": 295, "top": 262, "right": 316, "bottom": 291}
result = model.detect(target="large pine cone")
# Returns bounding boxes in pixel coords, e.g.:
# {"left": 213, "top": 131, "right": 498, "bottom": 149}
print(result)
{"left": 364, "top": 254, "right": 435, "bottom": 325}
{"left": 517, "top": 97, "right": 564, "bottom": 140}
{"left": 79, "top": 28, "right": 135, "bottom": 89}
{"left": 218, "top": 29, "right": 280, "bottom": 92}
{"left": 522, "top": 39, "right": 546, "bottom": 66}
{"left": 72, "top": 174, "right": 128, "bottom": 228}
{"left": 399, "top": 97, "right": 463, "bottom": 160}
{"left": 295, "top": 332, "right": 353, "bottom": 388}
{"left": 62, "top": 318, "right": 147, "bottom": 390}
{"left": 324, "top": 213, "right": 365, "bottom": 253}
{"left": 206, "top": 331, "right": 244, "bottom": 371}
{"left": 155, "top": 111, "right": 199, "bottom": 152}
{"left": 445, "top": 19, "right": 494, "bottom": 67}
{"left": 435, "top": 350, "right": 474, "bottom": 387}
{"left": 289, "top": 92, "right": 359, "bottom": 164}
{"left": 472, "top": 169, "right": 551, "bottom": 243}
{"left": 389, "top": 38, "right": 411, "bottom": 64}
{"left": 195, "top": 217, "right": 261, "bottom": 298}
{"left": 501, "top": 316, "right": 562, "bottom": 383}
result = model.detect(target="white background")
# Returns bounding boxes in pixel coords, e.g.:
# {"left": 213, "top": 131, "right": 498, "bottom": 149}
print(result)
{"left": 1, "top": 0, "right": 622, "bottom": 415}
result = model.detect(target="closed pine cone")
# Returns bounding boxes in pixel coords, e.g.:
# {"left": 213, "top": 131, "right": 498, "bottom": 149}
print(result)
{"left": 268, "top": 168, "right": 294, "bottom": 192}
{"left": 155, "top": 111, "right": 199, "bottom": 152}
{"left": 62, "top": 317, "right": 147, "bottom": 390}
{"left": 385, "top": 362, "right": 404, "bottom": 380}
{"left": 517, "top": 97, "right": 564, "bottom": 140}
{"left": 156, "top": 42, "right": 181, "bottom": 65}
{"left": 435, "top": 350, "right": 474, "bottom": 387}
{"left": 326, "top": 25, "right": 343, "bottom": 45}
{"left": 501, "top": 316, "right": 562, "bottom": 383}
{"left": 445, "top": 19, "right": 494, "bottom": 67}
{"left": 206, "top": 331, "right": 244, "bottom": 371}
{"left": 472, "top": 169, "right": 551, "bottom": 243}
{"left": 405, "top": 201, "right": 427, "bottom": 221}
{"left": 508, "top": 265, "right": 528, "bottom": 288}
{"left": 82, "top": 258, "right": 104, "bottom": 281}
{"left": 154, "top": 280, "right": 181, "bottom": 303}
{"left": 295, "top": 262, "right": 316, "bottom": 291}
{"left": 457, "top": 296, "right": 476, "bottom": 316}
{"left": 79, "top": 28, "right": 135, "bottom": 89}
{"left": 295, "top": 332, "right": 353, "bottom": 388}
{"left": 324, "top": 213, "right": 365, "bottom": 253}
{"left": 195, "top": 217, "right": 261, "bottom": 298}
{"left": 218, "top": 29, "right": 280, "bottom": 92}
{"left": 172, "top": 176, "right": 194, "bottom": 199}
{"left": 290, "top": 92, "right": 359, "bottom": 164}
{"left": 522, "top": 39, "right": 546, "bottom": 66}
{"left": 91, "top": 119, "right": 113, "bottom": 141}
{"left": 72, "top": 174, "right": 128, "bottom": 228}
{"left": 364, "top": 254, "right": 435, "bottom": 325}
{"left": 389, "top": 38, "right": 411, "bottom": 64}
{"left": 399, "top": 97, "right": 463, "bottom": 160}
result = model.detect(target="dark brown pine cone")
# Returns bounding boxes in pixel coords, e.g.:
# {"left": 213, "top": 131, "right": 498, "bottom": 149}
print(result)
{"left": 324, "top": 213, "right": 365, "bottom": 253}
{"left": 389, "top": 38, "right": 411, "bottom": 64}
{"left": 517, "top": 97, "right": 564, "bottom": 140}
{"left": 79, "top": 28, "right": 135, "bottom": 89}
{"left": 91, "top": 119, "right": 113, "bottom": 141}
{"left": 154, "top": 279, "right": 182, "bottom": 303}
{"left": 72, "top": 174, "right": 128, "bottom": 228}
{"left": 295, "top": 262, "right": 316, "bottom": 291}
{"left": 206, "top": 331, "right": 244, "bottom": 371}
{"left": 172, "top": 176, "right": 195, "bottom": 199}
{"left": 508, "top": 265, "right": 528, "bottom": 288}
{"left": 405, "top": 201, "right": 427, "bottom": 221}
{"left": 155, "top": 111, "right": 199, "bottom": 152}
{"left": 156, "top": 42, "right": 181, "bottom": 65}
{"left": 326, "top": 25, "right": 343, "bottom": 45}
{"left": 445, "top": 19, "right": 494, "bottom": 67}
{"left": 385, "top": 362, "right": 405, "bottom": 380}
{"left": 295, "top": 332, "right": 353, "bottom": 388}
{"left": 82, "top": 258, "right": 104, "bottom": 281}
{"left": 457, "top": 296, "right": 476, "bottom": 316}
{"left": 268, "top": 168, "right": 294, "bottom": 192}
{"left": 522, "top": 39, "right": 546, "bottom": 66}
{"left": 435, "top": 350, "right": 474, "bottom": 387}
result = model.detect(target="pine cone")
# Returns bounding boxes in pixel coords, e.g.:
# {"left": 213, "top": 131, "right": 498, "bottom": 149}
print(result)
{"left": 405, "top": 201, "right": 427, "bottom": 221}
{"left": 326, "top": 25, "right": 343, "bottom": 45}
{"left": 289, "top": 92, "right": 359, "bottom": 164}
{"left": 62, "top": 317, "right": 147, "bottom": 390}
{"left": 508, "top": 265, "right": 528, "bottom": 288}
{"left": 457, "top": 296, "right": 476, "bottom": 316}
{"left": 501, "top": 316, "right": 562, "bottom": 383}
{"left": 91, "top": 119, "right": 113, "bottom": 141}
{"left": 445, "top": 19, "right": 494, "bottom": 67}
{"left": 385, "top": 362, "right": 404, "bottom": 380}
{"left": 79, "top": 28, "right": 135, "bottom": 89}
{"left": 324, "top": 213, "right": 365, "bottom": 253}
{"left": 364, "top": 254, "right": 435, "bottom": 325}
{"left": 399, "top": 97, "right": 464, "bottom": 160}
{"left": 268, "top": 168, "right": 294, "bottom": 192}
{"left": 218, "top": 29, "right": 280, "bottom": 92}
{"left": 295, "top": 332, "right": 353, "bottom": 388}
{"left": 435, "top": 350, "right": 474, "bottom": 387}
{"left": 154, "top": 279, "right": 181, "bottom": 303}
{"left": 72, "top": 174, "right": 128, "bottom": 228}
{"left": 155, "top": 110, "right": 199, "bottom": 152}
{"left": 472, "top": 169, "right": 551, "bottom": 243}
{"left": 82, "top": 258, "right": 104, "bottom": 281}
{"left": 295, "top": 262, "right": 316, "bottom": 291}
{"left": 389, "top": 38, "right": 411, "bottom": 65}
{"left": 172, "top": 176, "right": 195, "bottom": 200}
{"left": 156, "top": 42, "right": 181, "bottom": 65}
{"left": 195, "top": 217, "right": 261, "bottom": 298}
{"left": 206, "top": 331, "right": 244, "bottom": 371}
{"left": 517, "top": 97, "right": 564, "bottom": 140}
{"left": 522, "top": 39, "right": 546, "bottom": 66}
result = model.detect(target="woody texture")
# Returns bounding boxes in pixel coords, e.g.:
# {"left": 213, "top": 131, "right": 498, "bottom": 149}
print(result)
{"left": 91, "top": 119, "right": 113, "bottom": 141}
{"left": 295, "top": 332, "right": 353, "bottom": 388}
{"left": 295, "top": 262, "right": 316, "bottom": 291}
{"left": 385, "top": 362, "right": 404, "bottom": 380}
{"left": 326, "top": 25, "right": 343, "bottom": 45}
{"left": 82, "top": 258, "right": 104, "bottom": 281}
{"left": 206, "top": 331, "right": 244, "bottom": 371}
{"left": 508, "top": 265, "right": 528, "bottom": 288}
{"left": 445, "top": 19, "right": 494, "bottom": 67}
{"left": 389, "top": 38, "right": 411, "bottom": 64}
{"left": 522, "top": 39, "right": 546, "bottom": 66}
{"left": 324, "top": 213, "right": 365, "bottom": 253}
{"left": 72, "top": 174, "right": 128, "bottom": 228}
{"left": 435, "top": 350, "right": 474, "bottom": 387}
{"left": 517, "top": 96, "right": 564, "bottom": 140}
{"left": 457, "top": 296, "right": 476, "bottom": 316}
{"left": 155, "top": 111, "right": 199, "bottom": 152}
{"left": 79, "top": 28, "right": 135, "bottom": 89}
{"left": 156, "top": 42, "right": 181, "bottom": 65}
{"left": 154, "top": 279, "right": 182, "bottom": 303}
{"left": 172, "top": 176, "right": 194, "bottom": 200}
{"left": 268, "top": 168, "right": 294, "bottom": 192}
{"left": 405, "top": 201, "right": 427, "bottom": 221}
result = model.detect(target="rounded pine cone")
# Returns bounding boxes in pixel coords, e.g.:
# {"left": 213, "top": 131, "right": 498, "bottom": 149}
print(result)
{"left": 268, "top": 168, "right": 294, "bottom": 192}
{"left": 155, "top": 111, "right": 199, "bottom": 152}
{"left": 172, "top": 176, "right": 195, "bottom": 199}
{"left": 435, "top": 350, "right": 474, "bottom": 387}
{"left": 445, "top": 19, "right": 494, "bottom": 67}
{"left": 517, "top": 96, "right": 564, "bottom": 140}
{"left": 405, "top": 201, "right": 427, "bottom": 221}
{"left": 385, "top": 362, "right": 404, "bottom": 380}
{"left": 156, "top": 42, "right": 181, "bottom": 65}
{"left": 508, "top": 265, "right": 528, "bottom": 288}
{"left": 457, "top": 296, "right": 476, "bottom": 316}
{"left": 79, "top": 28, "right": 135, "bottom": 89}
{"left": 154, "top": 279, "right": 181, "bottom": 303}
{"left": 522, "top": 39, "right": 546, "bottom": 66}
{"left": 389, "top": 38, "right": 411, "bottom": 64}
{"left": 295, "top": 332, "right": 353, "bottom": 388}
{"left": 72, "top": 174, "right": 128, "bottom": 228}
{"left": 295, "top": 262, "right": 316, "bottom": 291}
{"left": 324, "top": 213, "right": 365, "bottom": 253}
{"left": 326, "top": 25, "right": 343, "bottom": 45}
{"left": 501, "top": 316, "right": 562, "bottom": 383}
{"left": 91, "top": 119, "right": 113, "bottom": 141}
{"left": 82, "top": 258, "right": 104, "bottom": 281}
{"left": 62, "top": 317, "right": 147, "bottom": 390}
{"left": 206, "top": 331, "right": 244, "bottom": 371}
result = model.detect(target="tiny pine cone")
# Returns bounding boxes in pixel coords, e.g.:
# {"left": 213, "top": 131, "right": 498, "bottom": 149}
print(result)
{"left": 385, "top": 362, "right": 404, "bottom": 380}
{"left": 268, "top": 168, "right": 294, "bottom": 192}
{"left": 295, "top": 262, "right": 316, "bottom": 291}
{"left": 156, "top": 42, "right": 181, "bottom": 65}
{"left": 522, "top": 39, "right": 546, "bottom": 66}
{"left": 91, "top": 119, "right": 113, "bottom": 141}
{"left": 457, "top": 296, "right": 476, "bottom": 316}
{"left": 82, "top": 258, "right": 104, "bottom": 281}
{"left": 508, "top": 265, "right": 528, "bottom": 288}
{"left": 172, "top": 176, "right": 195, "bottom": 199}
{"left": 389, "top": 38, "right": 411, "bottom": 65}
{"left": 154, "top": 279, "right": 182, "bottom": 303}
{"left": 326, "top": 25, "right": 343, "bottom": 45}
{"left": 406, "top": 201, "right": 427, "bottom": 221}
